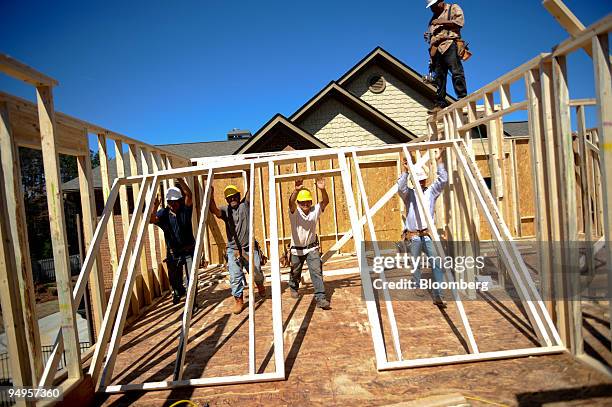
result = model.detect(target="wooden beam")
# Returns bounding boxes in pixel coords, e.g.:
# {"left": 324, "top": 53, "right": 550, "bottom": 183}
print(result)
{"left": 274, "top": 168, "right": 342, "bottom": 182}
{"left": 267, "top": 161, "right": 285, "bottom": 378}
{"left": 174, "top": 169, "right": 213, "bottom": 380}
{"left": 101, "top": 371, "right": 285, "bottom": 393}
{"left": 98, "top": 133, "right": 119, "bottom": 275}
{"left": 552, "top": 55, "right": 581, "bottom": 353}
{"left": 569, "top": 98, "right": 597, "bottom": 106}
{"left": 458, "top": 102, "right": 528, "bottom": 134}
{"left": 100, "top": 177, "right": 160, "bottom": 387}
{"left": 352, "top": 151, "right": 404, "bottom": 361}
{"left": 88, "top": 177, "right": 152, "bottom": 385}
{"left": 257, "top": 166, "right": 269, "bottom": 258}
{"left": 430, "top": 54, "right": 548, "bottom": 119}
{"left": 591, "top": 33, "right": 612, "bottom": 351}
{"left": 552, "top": 14, "right": 612, "bottom": 57}
{"left": 128, "top": 144, "right": 146, "bottom": 311}
{"left": 0, "top": 53, "right": 59, "bottom": 87}
{"left": 321, "top": 183, "right": 398, "bottom": 263}
{"left": 576, "top": 106, "right": 595, "bottom": 298}
{"left": 140, "top": 148, "right": 155, "bottom": 304}
{"left": 77, "top": 141, "right": 107, "bottom": 336}
{"left": 122, "top": 141, "right": 459, "bottom": 183}
{"left": 41, "top": 180, "right": 122, "bottom": 386}
{"left": 247, "top": 164, "right": 256, "bottom": 375}
{"left": 484, "top": 93, "right": 504, "bottom": 207}
{"left": 509, "top": 140, "right": 521, "bottom": 236}
{"left": 381, "top": 345, "right": 565, "bottom": 370}
{"left": 0, "top": 91, "right": 189, "bottom": 163}
{"left": 36, "top": 85, "right": 82, "bottom": 379}
{"left": 453, "top": 142, "right": 557, "bottom": 346}
{"left": 0, "top": 102, "right": 43, "bottom": 383}
{"left": 525, "top": 68, "right": 554, "bottom": 316}
{"left": 0, "top": 138, "right": 35, "bottom": 394}
{"left": 146, "top": 150, "right": 162, "bottom": 296}
{"left": 542, "top": 0, "right": 592, "bottom": 57}
{"left": 329, "top": 159, "right": 340, "bottom": 244}
{"left": 403, "top": 146, "right": 479, "bottom": 353}
{"left": 336, "top": 152, "right": 388, "bottom": 368}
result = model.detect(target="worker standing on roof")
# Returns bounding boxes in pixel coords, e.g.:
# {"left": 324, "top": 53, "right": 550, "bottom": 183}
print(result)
{"left": 288, "top": 178, "right": 331, "bottom": 310}
{"left": 209, "top": 180, "right": 266, "bottom": 315}
{"left": 425, "top": 0, "right": 468, "bottom": 114}
{"left": 151, "top": 179, "right": 196, "bottom": 305}
{"left": 397, "top": 150, "right": 448, "bottom": 307}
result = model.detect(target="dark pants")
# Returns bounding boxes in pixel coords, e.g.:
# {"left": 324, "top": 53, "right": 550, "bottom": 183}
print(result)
{"left": 289, "top": 249, "right": 326, "bottom": 300}
{"left": 433, "top": 42, "right": 467, "bottom": 107}
{"left": 166, "top": 253, "right": 193, "bottom": 297}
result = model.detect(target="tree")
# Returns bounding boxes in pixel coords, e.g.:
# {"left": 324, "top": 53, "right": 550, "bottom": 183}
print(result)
{"left": 19, "top": 147, "right": 98, "bottom": 261}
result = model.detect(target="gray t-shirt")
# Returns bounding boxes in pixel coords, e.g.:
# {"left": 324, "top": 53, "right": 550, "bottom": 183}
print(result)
{"left": 220, "top": 200, "right": 250, "bottom": 249}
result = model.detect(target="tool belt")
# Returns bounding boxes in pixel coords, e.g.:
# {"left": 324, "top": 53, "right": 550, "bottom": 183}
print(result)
{"left": 233, "top": 240, "right": 267, "bottom": 266}
{"left": 402, "top": 229, "right": 431, "bottom": 241}
{"left": 290, "top": 236, "right": 320, "bottom": 252}
{"left": 455, "top": 39, "right": 472, "bottom": 61}
{"left": 167, "top": 243, "right": 195, "bottom": 258}
{"left": 429, "top": 38, "right": 471, "bottom": 61}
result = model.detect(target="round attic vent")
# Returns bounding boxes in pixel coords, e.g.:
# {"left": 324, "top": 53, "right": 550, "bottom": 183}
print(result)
{"left": 368, "top": 75, "right": 386, "bottom": 94}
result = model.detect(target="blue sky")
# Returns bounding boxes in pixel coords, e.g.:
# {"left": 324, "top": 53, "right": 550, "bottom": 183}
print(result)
{"left": 1, "top": 0, "right": 610, "bottom": 147}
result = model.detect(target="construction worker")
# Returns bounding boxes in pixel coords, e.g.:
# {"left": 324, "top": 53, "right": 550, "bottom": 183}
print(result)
{"left": 151, "top": 179, "right": 195, "bottom": 305}
{"left": 209, "top": 182, "right": 266, "bottom": 314}
{"left": 288, "top": 178, "right": 331, "bottom": 310}
{"left": 425, "top": 0, "right": 467, "bottom": 114}
{"left": 397, "top": 150, "right": 448, "bottom": 307}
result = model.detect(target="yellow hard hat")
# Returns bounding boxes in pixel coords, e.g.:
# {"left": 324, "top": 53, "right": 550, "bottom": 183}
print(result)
{"left": 224, "top": 185, "right": 240, "bottom": 198}
{"left": 296, "top": 188, "right": 313, "bottom": 202}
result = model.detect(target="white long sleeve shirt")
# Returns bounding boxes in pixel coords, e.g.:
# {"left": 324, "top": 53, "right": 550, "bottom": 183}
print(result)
{"left": 397, "top": 164, "right": 448, "bottom": 232}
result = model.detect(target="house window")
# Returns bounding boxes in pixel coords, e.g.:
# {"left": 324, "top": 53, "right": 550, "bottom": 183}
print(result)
{"left": 368, "top": 75, "right": 386, "bottom": 94}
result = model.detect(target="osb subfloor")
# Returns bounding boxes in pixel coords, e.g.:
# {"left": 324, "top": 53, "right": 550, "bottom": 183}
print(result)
{"left": 97, "top": 263, "right": 612, "bottom": 406}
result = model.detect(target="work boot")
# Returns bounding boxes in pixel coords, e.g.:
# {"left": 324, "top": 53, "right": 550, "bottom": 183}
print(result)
{"left": 232, "top": 295, "right": 245, "bottom": 314}
{"left": 290, "top": 288, "right": 299, "bottom": 299}
{"left": 256, "top": 283, "right": 266, "bottom": 298}
{"left": 316, "top": 297, "right": 331, "bottom": 310}
{"left": 172, "top": 290, "right": 180, "bottom": 305}
{"left": 433, "top": 295, "right": 447, "bottom": 308}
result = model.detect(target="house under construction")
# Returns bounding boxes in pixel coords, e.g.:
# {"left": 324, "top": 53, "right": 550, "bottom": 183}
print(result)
{"left": 0, "top": 1, "right": 611, "bottom": 405}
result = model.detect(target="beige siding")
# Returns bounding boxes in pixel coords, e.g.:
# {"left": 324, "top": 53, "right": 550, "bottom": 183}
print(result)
{"left": 296, "top": 98, "right": 399, "bottom": 148}
{"left": 345, "top": 64, "right": 433, "bottom": 137}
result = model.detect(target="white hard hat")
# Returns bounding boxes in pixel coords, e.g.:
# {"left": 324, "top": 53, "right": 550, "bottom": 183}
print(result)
{"left": 426, "top": 0, "right": 440, "bottom": 8}
{"left": 165, "top": 186, "right": 183, "bottom": 201}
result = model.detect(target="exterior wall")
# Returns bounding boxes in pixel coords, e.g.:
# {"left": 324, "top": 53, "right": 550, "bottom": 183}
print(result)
{"left": 344, "top": 64, "right": 433, "bottom": 138}
{"left": 296, "top": 98, "right": 399, "bottom": 147}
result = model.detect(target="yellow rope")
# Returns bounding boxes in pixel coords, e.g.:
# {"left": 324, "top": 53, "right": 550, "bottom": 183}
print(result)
{"left": 464, "top": 395, "right": 510, "bottom": 407}
{"left": 168, "top": 400, "right": 199, "bottom": 407}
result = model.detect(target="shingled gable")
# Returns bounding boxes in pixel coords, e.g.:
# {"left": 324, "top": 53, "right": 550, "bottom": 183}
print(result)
{"left": 337, "top": 46, "right": 456, "bottom": 106}
{"left": 289, "top": 81, "right": 418, "bottom": 144}
{"left": 235, "top": 114, "right": 329, "bottom": 154}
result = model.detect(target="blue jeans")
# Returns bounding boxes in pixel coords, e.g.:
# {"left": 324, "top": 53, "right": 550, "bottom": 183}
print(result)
{"left": 409, "top": 236, "right": 445, "bottom": 297}
{"left": 289, "top": 249, "right": 326, "bottom": 300}
{"left": 227, "top": 246, "right": 265, "bottom": 298}
{"left": 167, "top": 253, "right": 193, "bottom": 297}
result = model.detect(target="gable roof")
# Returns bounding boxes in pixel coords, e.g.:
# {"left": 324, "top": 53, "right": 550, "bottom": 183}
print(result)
{"left": 502, "top": 121, "right": 530, "bottom": 138}
{"left": 337, "top": 46, "right": 456, "bottom": 105}
{"left": 156, "top": 139, "right": 246, "bottom": 158}
{"left": 290, "top": 81, "right": 418, "bottom": 142}
{"left": 235, "top": 114, "right": 329, "bottom": 154}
